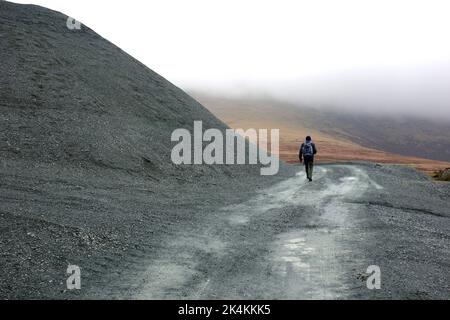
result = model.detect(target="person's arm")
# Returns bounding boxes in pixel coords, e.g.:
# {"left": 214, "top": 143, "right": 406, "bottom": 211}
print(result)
{"left": 313, "top": 143, "right": 317, "bottom": 155}
{"left": 299, "top": 143, "right": 304, "bottom": 162}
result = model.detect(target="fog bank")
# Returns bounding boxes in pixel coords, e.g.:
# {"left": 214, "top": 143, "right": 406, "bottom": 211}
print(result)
{"left": 11, "top": 0, "right": 450, "bottom": 120}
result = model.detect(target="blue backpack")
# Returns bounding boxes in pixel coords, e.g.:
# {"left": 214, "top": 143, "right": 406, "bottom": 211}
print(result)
{"left": 303, "top": 142, "right": 314, "bottom": 156}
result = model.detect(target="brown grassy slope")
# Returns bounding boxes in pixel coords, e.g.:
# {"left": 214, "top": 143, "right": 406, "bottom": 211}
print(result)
{"left": 433, "top": 168, "right": 450, "bottom": 181}
{"left": 192, "top": 93, "right": 450, "bottom": 176}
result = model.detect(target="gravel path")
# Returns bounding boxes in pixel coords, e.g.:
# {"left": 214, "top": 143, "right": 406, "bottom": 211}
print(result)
{"left": 87, "top": 164, "right": 450, "bottom": 300}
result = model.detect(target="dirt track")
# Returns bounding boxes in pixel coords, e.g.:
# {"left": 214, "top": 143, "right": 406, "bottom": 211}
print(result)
{"left": 86, "top": 164, "right": 450, "bottom": 299}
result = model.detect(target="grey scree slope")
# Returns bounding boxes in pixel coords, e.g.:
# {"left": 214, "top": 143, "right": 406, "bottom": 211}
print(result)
{"left": 0, "top": 1, "right": 288, "bottom": 298}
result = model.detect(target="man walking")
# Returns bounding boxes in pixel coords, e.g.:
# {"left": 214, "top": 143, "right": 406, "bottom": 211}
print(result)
{"left": 299, "top": 136, "right": 317, "bottom": 182}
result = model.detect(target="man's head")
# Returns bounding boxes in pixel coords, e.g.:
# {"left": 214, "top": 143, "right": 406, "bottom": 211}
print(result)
{"left": 306, "top": 136, "right": 312, "bottom": 142}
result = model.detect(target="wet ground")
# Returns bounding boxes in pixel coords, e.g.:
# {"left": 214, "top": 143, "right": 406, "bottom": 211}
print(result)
{"left": 2, "top": 162, "right": 450, "bottom": 299}
{"left": 93, "top": 164, "right": 450, "bottom": 300}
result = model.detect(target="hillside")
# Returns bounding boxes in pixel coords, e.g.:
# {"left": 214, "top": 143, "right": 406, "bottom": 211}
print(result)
{"left": 192, "top": 93, "right": 450, "bottom": 174}
{"left": 0, "top": 1, "right": 284, "bottom": 299}
{"left": 0, "top": 2, "right": 262, "bottom": 179}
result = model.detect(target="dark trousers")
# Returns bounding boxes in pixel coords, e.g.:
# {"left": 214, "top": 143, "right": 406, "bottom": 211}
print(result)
{"left": 304, "top": 156, "right": 314, "bottom": 179}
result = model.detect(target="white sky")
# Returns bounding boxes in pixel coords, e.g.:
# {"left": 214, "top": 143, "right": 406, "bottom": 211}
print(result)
{"left": 10, "top": 0, "right": 450, "bottom": 119}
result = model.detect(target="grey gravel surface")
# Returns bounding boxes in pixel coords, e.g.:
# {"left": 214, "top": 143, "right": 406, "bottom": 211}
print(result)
{"left": 0, "top": 1, "right": 278, "bottom": 299}
{"left": 1, "top": 2, "right": 449, "bottom": 300}
{"left": 90, "top": 163, "right": 449, "bottom": 300}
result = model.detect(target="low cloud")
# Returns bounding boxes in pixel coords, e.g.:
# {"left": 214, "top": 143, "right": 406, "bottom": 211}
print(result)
{"left": 12, "top": 0, "right": 450, "bottom": 121}
{"left": 187, "top": 62, "right": 450, "bottom": 122}
{"left": 275, "top": 63, "right": 450, "bottom": 121}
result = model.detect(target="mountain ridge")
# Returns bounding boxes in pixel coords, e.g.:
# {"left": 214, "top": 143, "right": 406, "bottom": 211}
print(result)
{"left": 191, "top": 92, "right": 450, "bottom": 174}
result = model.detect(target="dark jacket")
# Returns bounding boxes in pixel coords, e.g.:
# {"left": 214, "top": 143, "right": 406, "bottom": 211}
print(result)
{"left": 299, "top": 142, "right": 317, "bottom": 161}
